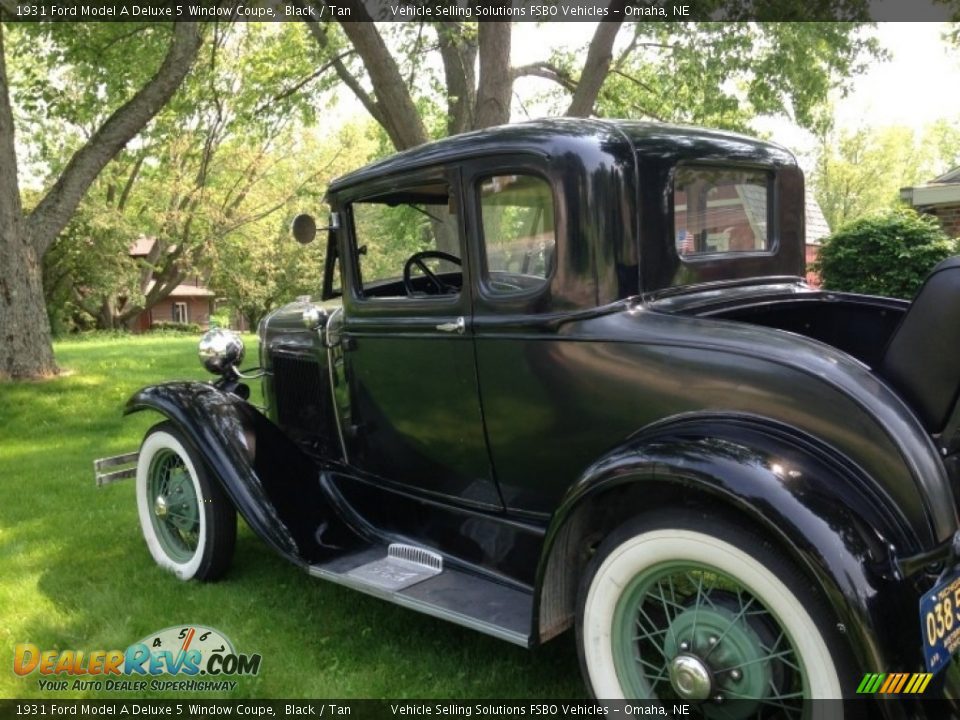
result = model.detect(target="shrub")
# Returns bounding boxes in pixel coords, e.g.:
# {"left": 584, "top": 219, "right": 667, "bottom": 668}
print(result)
{"left": 150, "top": 321, "right": 202, "bottom": 333}
{"left": 815, "top": 209, "right": 957, "bottom": 299}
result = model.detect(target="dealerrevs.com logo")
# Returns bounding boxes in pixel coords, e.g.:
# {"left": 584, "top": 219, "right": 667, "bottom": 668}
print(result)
{"left": 14, "top": 625, "right": 261, "bottom": 692}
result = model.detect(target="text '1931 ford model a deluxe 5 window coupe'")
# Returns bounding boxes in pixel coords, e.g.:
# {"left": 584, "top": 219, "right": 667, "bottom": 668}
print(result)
{"left": 97, "top": 119, "right": 960, "bottom": 714}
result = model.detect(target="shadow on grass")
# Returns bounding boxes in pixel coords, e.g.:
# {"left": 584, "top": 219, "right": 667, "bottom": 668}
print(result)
{"left": 3, "top": 334, "right": 583, "bottom": 700}
{"left": 20, "top": 523, "right": 583, "bottom": 699}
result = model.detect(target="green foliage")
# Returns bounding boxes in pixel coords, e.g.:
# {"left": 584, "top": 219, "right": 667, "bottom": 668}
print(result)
{"left": 149, "top": 321, "right": 202, "bottom": 334}
{"left": 815, "top": 209, "right": 958, "bottom": 299}
{"left": 208, "top": 123, "right": 381, "bottom": 327}
{"left": 29, "top": 23, "right": 343, "bottom": 331}
{"left": 811, "top": 121, "right": 960, "bottom": 230}
{"left": 553, "top": 22, "right": 883, "bottom": 133}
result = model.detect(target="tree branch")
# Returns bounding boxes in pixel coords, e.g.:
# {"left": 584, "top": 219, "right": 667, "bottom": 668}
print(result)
{"left": 25, "top": 22, "right": 202, "bottom": 257}
{"left": 291, "top": 3, "right": 385, "bottom": 128}
{"left": 436, "top": 22, "right": 477, "bottom": 136}
{"left": 335, "top": 1, "right": 428, "bottom": 149}
{"left": 566, "top": 6, "right": 624, "bottom": 117}
{"left": 513, "top": 62, "right": 577, "bottom": 92}
{"left": 253, "top": 50, "right": 354, "bottom": 117}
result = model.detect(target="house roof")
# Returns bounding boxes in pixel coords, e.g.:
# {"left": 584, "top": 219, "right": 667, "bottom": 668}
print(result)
{"left": 805, "top": 186, "right": 831, "bottom": 245}
{"left": 145, "top": 281, "right": 216, "bottom": 298}
{"left": 129, "top": 236, "right": 157, "bottom": 257}
{"left": 901, "top": 165, "right": 960, "bottom": 208}
{"left": 932, "top": 166, "right": 960, "bottom": 184}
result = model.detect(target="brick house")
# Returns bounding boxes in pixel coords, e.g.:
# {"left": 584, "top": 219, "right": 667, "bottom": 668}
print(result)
{"left": 901, "top": 166, "right": 960, "bottom": 239}
{"left": 129, "top": 237, "right": 216, "bottom": 332}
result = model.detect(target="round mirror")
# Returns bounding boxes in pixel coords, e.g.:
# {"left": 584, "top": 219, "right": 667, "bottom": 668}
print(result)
{"left": 291, "top": 213, "right": 317, "bottom": 245}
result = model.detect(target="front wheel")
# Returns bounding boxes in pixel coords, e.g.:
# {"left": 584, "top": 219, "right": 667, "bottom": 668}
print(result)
{"left": 136, "top": 422, "right": 236, "bottom": 581}
{"left": 577, "top": 513, "right": 849, "bottom": 716}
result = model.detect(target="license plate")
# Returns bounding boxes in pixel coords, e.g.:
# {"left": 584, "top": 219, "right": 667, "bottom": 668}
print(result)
{"left": 920, "top": 567, "right": 960, "bottom": 674}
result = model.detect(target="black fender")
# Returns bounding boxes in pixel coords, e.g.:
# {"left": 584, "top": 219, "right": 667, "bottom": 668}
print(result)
{"left": 535, "top": 414, "right": 938, "bottom": 676}
{"left": 126, "top": 382, "right": 359, "bottom": 566}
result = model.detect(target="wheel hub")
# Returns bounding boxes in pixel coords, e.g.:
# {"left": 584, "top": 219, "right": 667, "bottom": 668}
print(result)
{"left": 154, "top": 495, "right": 169, "bottom": 518}
{"left": 668, "top": 653, "right": 713, "bottom": 700}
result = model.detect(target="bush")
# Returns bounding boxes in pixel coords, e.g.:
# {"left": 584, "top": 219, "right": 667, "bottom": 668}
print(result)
{"left": 815, "top": 209, "right": 958, "bottom": 299}
{"left": 150, "top": 321, "right": 202, "bottom": 333}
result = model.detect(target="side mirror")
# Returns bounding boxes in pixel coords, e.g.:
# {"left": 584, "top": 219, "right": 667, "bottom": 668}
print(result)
{"left": 291, "top": 214, "right": 317, "bottom": 245}
{"left": 291, "top": 212, "right": 340, "bottom": 245}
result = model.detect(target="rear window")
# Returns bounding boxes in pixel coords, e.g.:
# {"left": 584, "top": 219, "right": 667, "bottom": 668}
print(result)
{"left": 673, "top": 167, "right": 772, "bottom": 257}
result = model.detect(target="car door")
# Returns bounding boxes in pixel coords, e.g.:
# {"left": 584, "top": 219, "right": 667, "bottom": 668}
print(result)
{"left": 463, "top": 157, "right": 606, "bottom": 516}
{"left": 336, "top": 167, "right": 502, "bottom": 510}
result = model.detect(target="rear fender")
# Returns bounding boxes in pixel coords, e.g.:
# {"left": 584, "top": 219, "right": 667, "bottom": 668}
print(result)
{"left": 536, "top": 415, "right": 928, "bottom": 673}
{"left": 126, "top": 382, "right": 359, "bottom": 565}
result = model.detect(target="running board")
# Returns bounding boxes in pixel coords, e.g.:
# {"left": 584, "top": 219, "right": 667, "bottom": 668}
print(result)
{"left": 309, "top": 545, "right": 532, "bottom": 647}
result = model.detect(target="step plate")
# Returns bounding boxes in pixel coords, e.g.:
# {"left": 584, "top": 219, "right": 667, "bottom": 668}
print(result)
{"left": 345, "top": 543, "right": 443, "bottom": 591}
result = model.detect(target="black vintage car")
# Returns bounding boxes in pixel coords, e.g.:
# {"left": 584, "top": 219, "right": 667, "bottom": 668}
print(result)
{"left": 98, "top": 119, "right": 960, "bottom": 713}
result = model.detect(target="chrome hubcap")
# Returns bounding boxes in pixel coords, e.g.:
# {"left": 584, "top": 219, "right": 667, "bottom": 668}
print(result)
{"left": 669, "top": 653, "right": 713, "bottom": 700}
{"left": 154, "top": 494, "right": 169, "bottom": 518}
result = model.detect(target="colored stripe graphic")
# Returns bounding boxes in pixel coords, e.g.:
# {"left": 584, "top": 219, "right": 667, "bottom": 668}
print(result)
{"left": 858, "top": 672, "right": 932, "bottom": 694}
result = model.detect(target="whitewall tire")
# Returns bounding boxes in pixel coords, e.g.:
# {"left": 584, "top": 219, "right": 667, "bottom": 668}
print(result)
{"left": 577, "top": 513, "right": 848, "bottom": 715}
{"left": 136, "top": 422, "right": 236, "bottom": 581}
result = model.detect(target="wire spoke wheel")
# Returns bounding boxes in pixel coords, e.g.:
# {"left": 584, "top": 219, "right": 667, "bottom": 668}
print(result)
{"left": 146, "top": 450, "right": 201, "bottom": 563}
{"left": 136, "top": 422, "right": 236, "bottom": 581}
{"left": 578, "top": 516, "right": 846, "bottom": 716}
{"left": 613, "top": 563, "right": 805, "bottom": 719}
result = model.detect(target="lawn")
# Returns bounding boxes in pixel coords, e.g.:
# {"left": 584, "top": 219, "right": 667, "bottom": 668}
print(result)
{"left": 0, "top": 334, "right": 583, "bottom": 700}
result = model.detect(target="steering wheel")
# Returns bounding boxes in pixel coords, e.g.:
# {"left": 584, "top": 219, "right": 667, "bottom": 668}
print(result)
{"left": 403, "top": 251, "right": 462, "bottom": 296}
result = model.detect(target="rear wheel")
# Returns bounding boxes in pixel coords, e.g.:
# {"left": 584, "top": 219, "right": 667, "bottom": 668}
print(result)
{"left": 577, "top": 513, "right": 848, "bottom": 716}
{"left": 136, "top": 422, "right": 236, "bottom": 581}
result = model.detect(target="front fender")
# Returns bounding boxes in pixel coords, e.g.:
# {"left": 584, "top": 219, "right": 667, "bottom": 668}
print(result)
{"left": 536, "top": 415, "right": 939, "bottom": 677}
{"left": 126, "top": 382, "right": 357, "bottom": 566}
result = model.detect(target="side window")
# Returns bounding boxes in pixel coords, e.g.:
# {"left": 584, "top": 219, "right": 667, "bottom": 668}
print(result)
{"left": 349, "top": 181, "right": 462, "bottom": 299}
{"left": 673, "top": 167, "right": 772, "bottom": 257}
{"left": 479, "top": 174, "right": 556, "bottom": 295}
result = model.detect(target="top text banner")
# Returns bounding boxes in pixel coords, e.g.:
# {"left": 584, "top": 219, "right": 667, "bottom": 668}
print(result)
{"left": 2, "top": 0, "right": 955, "bottom": 22}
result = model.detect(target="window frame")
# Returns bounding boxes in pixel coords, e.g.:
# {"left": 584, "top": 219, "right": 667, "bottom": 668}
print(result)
{"left": 473, "top": 168, "right": 559, "bottom": 302}
{"left": 670, "top": 162, "right": 778, "bottom": 263}
{"left": 340, "top": 167, "right": 467, "bottom": 309}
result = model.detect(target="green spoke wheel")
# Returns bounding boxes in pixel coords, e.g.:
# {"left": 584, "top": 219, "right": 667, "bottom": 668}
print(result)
{"left": 136, "top": 422, "right": 236, "bottom": 581}
{"left": 577, "top": 513, "right": 850, "bottom": 718}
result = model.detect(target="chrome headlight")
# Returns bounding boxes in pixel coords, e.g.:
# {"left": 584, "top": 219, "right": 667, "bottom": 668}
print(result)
{"left": 198, "top": 329, "right": 245, "bottom": 375}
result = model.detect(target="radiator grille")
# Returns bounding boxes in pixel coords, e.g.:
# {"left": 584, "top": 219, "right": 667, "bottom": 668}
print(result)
{"left": 271, "top": 353, "right": 328, "bottom": 437}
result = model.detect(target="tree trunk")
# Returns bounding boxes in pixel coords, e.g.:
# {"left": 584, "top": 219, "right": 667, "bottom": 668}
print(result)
{"left": 0, "top": 22, "right": 201, "bottom": 378}
{"left": 0, "top": 235, "right": 58, "bottom": 377}
{"left": 0, "top": 23, "right": 56, "bottom": 377}
{"left": 474, "top": 22, "right": 513, "bottom": 129}
{"left": 566, "top": 14, "right": 624, "bottom": 118}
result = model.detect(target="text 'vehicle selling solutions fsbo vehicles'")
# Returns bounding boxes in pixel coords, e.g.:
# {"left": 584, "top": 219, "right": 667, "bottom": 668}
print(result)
{"left": 96, "top": 118, "right": 960, "bottom": 715}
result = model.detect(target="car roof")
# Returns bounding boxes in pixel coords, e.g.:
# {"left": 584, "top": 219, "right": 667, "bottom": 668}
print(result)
{"left": 327, "top": 118, "right": 796, "bottom": 194}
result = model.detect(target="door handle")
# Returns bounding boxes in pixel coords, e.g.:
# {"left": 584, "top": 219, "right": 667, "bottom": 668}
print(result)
{"left": 436, "top": 316, "right": 466, "bottom": 335}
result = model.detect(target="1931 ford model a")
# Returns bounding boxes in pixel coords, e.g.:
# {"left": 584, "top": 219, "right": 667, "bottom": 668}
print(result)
{"left": 98, "top": 119, "right": 960, "bottom": 713}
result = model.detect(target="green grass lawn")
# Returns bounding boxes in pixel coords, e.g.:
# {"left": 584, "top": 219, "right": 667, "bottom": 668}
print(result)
{"left": 0, "top": 334, "right": 583, "bottom": 700}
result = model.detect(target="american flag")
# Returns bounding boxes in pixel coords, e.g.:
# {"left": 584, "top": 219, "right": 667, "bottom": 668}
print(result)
{"left": 676, "top": 230, "right": 695, "bottom": 255}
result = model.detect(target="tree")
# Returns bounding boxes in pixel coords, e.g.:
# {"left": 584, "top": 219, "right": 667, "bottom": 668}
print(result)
{"left": 209, "top": 123, "right": 379, "bottom": 328}
{"left": 811, "top": 122, "right": 960, "bottom": 230}
{"left": 40, "top": 23, "right": 330, "bottom": 332}
{"left": 815, "top": 208, "right": 957, "bottom": 299}
{"left": 287, "top": 7, "right": 881, "bottom": 152}
{"left": 0, "top": 19, "right": 202, "bottom": 378}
